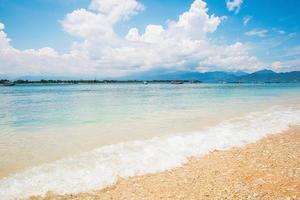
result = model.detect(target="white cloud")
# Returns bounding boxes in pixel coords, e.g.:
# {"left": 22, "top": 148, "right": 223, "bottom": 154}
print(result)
{"left": 62, "top": 0, "right": 143, "bottom": 43}
{"left": 269, "top": 59, "right": 300, "bottom": 72}
{"left": 0, "top": 25, "right": 92, "bottom": 76}
{"left": 1, "top": 0, "right": 294, "bottom": 77}
{"left": 89, "top": 0, "right": 144, "bottom": 22}
{"left": 0, "top": 29, "right": 11, "bottom": 49}
{"left": 0, "top": 23, "right": 4, "bottom": 30}
{"left": 62, "top": 0, "right": 263, "bottom": 74}
{"left": 243, "top": 16, "right": 252, "bottom": 26}
{"left": 245, "top": 29, "right": 268, "bottom": 37}
{"left": 126, "top": 0, "right": 222, "bottom": 42}
{"left": 62, "top": 9, "right": 116, "bottom": 42}
{"left": 226, "top": 0, "right": 244, "bottom": 14}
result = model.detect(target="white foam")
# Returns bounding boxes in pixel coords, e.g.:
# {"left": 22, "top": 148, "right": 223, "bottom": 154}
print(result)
{"left": 1, "top": 106, "right": 300, "bottom": 200}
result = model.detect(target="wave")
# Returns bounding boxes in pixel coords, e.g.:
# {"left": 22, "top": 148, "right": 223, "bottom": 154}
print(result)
{"left": 0, "top": 106, "right": 300, "bottom": 199}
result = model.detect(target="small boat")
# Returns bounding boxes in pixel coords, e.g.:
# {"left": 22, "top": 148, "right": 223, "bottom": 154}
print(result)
{"left": 143, "top": 81, "right": 148, "bottom": 85}
{"left": 1, "top": 81, "right": 15, "bottom": 86}
{"left": 171, "top": 81, "right": 184, "bottom": 84}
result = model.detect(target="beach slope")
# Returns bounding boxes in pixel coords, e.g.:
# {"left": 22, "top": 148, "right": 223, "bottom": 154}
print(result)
{"left": 31, "top": 127, "right": 300, "bottom": 200}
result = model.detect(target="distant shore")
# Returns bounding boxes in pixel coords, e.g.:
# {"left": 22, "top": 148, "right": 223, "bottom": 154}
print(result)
{"left": 0, "top": 79, "right": 201, "bottom": 85}
{"left": 2, "top": 79, "right": 300, "bottom": 86}
{"left": 30, "top": 127, "right": 300, "bottom": 200}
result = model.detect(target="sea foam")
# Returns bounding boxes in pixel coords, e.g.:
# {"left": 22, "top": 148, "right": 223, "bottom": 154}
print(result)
{"left": 0, "top": 106, "right": 300, "bottom": 200}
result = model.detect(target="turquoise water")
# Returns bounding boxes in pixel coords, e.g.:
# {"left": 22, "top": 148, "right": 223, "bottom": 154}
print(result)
{"left": 1, "top": 83, "right": 300, "bottom": 176}
{"left": 1, "top": 83, "right": 300, "bottom": 133}
{"left": 1, "top": 83, "right": 300, "bottom": 199}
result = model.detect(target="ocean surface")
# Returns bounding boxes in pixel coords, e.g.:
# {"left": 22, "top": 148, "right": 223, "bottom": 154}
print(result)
{"left": 1, "top": 83, "right": 300, "bottom": 199}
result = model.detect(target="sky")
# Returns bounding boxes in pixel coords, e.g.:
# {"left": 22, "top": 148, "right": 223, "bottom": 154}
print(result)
{"left": 0, "top": 0, "right": 300, "bottom": 78}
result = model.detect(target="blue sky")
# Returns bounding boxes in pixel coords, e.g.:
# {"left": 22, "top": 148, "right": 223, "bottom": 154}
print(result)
{"left": 0, "top": 0, "right": 299, "bottom": 77}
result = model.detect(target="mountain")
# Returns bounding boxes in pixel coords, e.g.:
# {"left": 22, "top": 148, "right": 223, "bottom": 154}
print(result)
{"left": 230, "top": 71, "right": 300, "bottom": 83}
{"left": 2, "top": 70, "right": 300, "bottom": 83}
{"left": 252, "top": 69, "right": 276, "bottom": 75}
{"left": 124, "top": 71, "right": 247, "bottom": 83}
{"left": 231, "top": 70, "right": 249, "bottom": 77}
{"left": 125, "top": 69, "right": 300, "bottom": 83}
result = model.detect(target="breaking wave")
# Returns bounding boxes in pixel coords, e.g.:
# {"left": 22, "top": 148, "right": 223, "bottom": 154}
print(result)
{"left": 0, "top": 106, "right": 300, "bottom": 199}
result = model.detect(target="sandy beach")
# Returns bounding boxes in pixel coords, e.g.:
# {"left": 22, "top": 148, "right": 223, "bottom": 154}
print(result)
{"left": 29, "top": 127, "right": 300, "bottom": 200}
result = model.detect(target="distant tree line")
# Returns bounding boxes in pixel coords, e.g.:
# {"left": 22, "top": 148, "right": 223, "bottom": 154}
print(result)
{"left": 0, "top": 79, "right": 202, "bottom": 85}
{"left": 0, "top": 79, "right": 10, "bottom": 84}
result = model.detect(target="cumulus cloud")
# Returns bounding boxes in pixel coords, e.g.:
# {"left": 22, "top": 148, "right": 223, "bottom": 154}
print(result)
{"left": 124, "top": 0, "right": 222, "bottom": 58}
{"left": 62, "top": 0, "right": 263, "bottom": 74}
{"left": 0, "top": 28, "right": 10, "bottom": 49}
{"left": 245, "top": 29, "right": 268, "bottom": 37}
{"left": 89, "top": 0, "right": 144, "bottom": 22}
{"left": 63, "top": 0, "right": 143, "bottom": 43}
{"left": 226, "top": 0, "right": 243, "bottom": 14}
{"left": 0, "top": 0, "right": 287, "bottom": 77}
{"left": 0, "top": 24, "right": 93, "bottom": 76}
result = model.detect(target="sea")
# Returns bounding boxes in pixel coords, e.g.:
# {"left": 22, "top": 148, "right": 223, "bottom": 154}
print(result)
{"left": 0, "top": 83, "right": 300, "bottom": 199}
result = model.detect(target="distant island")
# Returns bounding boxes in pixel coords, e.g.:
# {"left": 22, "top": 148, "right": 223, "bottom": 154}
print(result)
{"left": 0, "top": 79, "right": 201, "bottom": 86}
{"left": 124, "top": 69, "right": 300, "bottom": 83}
{"left": 1, "top": 70, "right": 300, "bottom": 86}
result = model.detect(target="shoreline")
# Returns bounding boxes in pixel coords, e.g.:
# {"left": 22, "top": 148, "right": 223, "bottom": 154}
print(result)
{"left": 1, "top": 105, "right": 300, "bottom": 200}
{"left": 30, "top": 127, "right": 300, "bottom": 200}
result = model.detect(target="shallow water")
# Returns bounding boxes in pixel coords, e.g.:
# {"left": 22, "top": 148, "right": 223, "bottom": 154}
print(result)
{"left": 1, "top": 83, "right": 300, "bottom": 199}
{"left": 1, "top": 83, "right": 300, "bottom": 132}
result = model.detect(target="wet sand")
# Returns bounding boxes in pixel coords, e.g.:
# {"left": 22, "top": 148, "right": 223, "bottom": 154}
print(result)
{"left": 30, "top": 127, "right": 300, "bottom": 200}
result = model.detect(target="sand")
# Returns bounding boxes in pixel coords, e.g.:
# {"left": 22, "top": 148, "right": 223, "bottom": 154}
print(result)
{"left": 30, "top": 127, "right": 300, "bottom": 200}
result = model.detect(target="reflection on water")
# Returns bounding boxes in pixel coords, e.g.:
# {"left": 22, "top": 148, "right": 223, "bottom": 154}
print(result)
{"left": 1, "top": 83, "right": 300, "bottom": 177}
